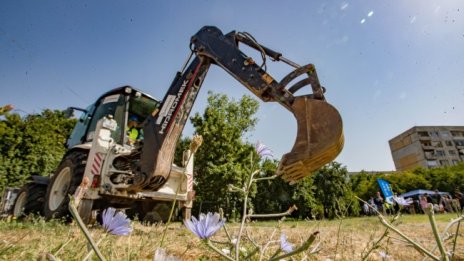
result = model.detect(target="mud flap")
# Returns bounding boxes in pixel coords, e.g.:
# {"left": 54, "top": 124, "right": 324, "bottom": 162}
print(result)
{"left": 277, "top": 96, "right": 344, "bottom": 183}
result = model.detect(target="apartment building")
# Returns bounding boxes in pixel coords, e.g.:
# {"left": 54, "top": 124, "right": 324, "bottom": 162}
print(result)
{"left": 389, "top": 126, "right": 464, "bottom": 171}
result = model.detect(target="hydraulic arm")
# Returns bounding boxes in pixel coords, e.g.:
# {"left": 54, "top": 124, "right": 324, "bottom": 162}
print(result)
{"left": 135, "top": 26, "right": 343, "bottom": 191}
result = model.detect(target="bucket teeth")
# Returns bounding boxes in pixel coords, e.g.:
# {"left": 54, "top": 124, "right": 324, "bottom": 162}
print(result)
{"left": 277, "top": 96, "right": 344, "bottom": 183}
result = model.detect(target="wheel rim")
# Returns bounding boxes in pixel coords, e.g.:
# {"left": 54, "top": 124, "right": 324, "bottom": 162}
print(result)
{"left": 13, "top": 191, "right": 27, "bottom": 217}
{"left": 49, "top": 167, "right": 72, "bottom": 211}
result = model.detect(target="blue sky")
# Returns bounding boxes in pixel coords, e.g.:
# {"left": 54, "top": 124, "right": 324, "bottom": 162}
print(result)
{"left": 1, "top": 1, "right": 463, "bottom": 171}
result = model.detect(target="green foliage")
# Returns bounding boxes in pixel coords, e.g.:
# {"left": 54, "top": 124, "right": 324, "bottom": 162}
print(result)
{"left": 253, "top": 159, "right": 320, "bottom": 219}
{"left": 0, "top": 110, "right": 76, "bottom": 192}
{"left": 253, "top": 160, "right": 294, "bottom": 214}
{"left": 350, "top": 163, "right": 464, "bottom": 202}
{"left": 382, "top": 171, "right": 430, "bottom": 195}
{"left": 313, "top": 162, "right": 359, "bottom": 219}
{"left": 416, "top": 163, "right": 464, "bottom": 193}
{"left": 189, "top": 91, "right": 259, "bottom": 216}
{"left": 289, "top": 175, "right": 319, "bottom": 219}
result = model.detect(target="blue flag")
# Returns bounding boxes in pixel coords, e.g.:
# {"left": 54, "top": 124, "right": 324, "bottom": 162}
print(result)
{"left": 377, "top": 178, "right": 393, "bottom": 204}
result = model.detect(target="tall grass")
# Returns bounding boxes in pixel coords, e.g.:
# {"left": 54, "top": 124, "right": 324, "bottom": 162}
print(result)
{"left": 0, "top": 213, "right": 462, "bottom": 260}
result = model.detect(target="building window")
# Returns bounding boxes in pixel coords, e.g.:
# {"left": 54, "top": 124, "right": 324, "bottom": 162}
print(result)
{"left": 424, "top": 151, "right": 434, "bottom": 158}
{"left": 455, "top": 140, "right": 464, "bottom": 146}
{"left": 451, "top": 131, "right": 464, "bottom": 137}
{"left": 434, "top": 150, "right": 445, "bottom": 157}
{"left": 432, "top": 141, "right": 443, "bottom": 147}
{"left": 445, "top": 140, "right": 453, "bottom": 146}
{"left": 439, "top": 160, "right": 449, "bottom": 166}
{"left": 449, "top": 150, "right": 456, "bottom": 155}
{"left": 427, "top": 160, "right": 438, "bottom": 167}
{"left": 418, "top": 131, "right": 429, "bottom": 137}
{"left": 429, "top": 131, "right": 439, "bottom": 137}
{"left": 421, "top": 141, "right": 432, "bottom": 146}
{"left": 440, "top": 131, "right": 450, "bottom": 138}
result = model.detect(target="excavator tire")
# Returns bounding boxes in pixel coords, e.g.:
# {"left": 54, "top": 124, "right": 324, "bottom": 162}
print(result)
{"left": 12, "top": 183, "right": 47, "bottom": 218}
{"left": 277, "top": 96, "right": 344, "bottom": 183}
{"left": 44, "top": 151, "right": 87, "bottom": 221}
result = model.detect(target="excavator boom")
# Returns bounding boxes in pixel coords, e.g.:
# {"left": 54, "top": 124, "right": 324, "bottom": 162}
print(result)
{"left": 136, "top": 26, "right": 343, "bottom": 191}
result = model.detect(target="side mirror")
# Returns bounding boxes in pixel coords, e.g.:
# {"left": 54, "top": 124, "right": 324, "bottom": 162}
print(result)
{"left": 64, "top": 107, "right": 88, "bottom": 118}
{"left": 64, "top": 107, "right": 74, "bottom": 118}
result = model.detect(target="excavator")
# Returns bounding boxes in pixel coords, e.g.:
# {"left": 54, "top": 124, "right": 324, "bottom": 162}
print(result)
{"left": 7, "top": 26, "right": 343, "bottom": 223}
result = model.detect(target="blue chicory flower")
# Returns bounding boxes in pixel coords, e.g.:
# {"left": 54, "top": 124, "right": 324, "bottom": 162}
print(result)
{"left": 280, "top": 233, "right": 293, "bottom": 253}
{"left": 101, "top": 207, "right": 132, "bottom": 235}
{"left": 255, "top": 141, "right": 273, "bottom": 158}
{"left": 184, "top": 212, "right": 225, "bottom": 239}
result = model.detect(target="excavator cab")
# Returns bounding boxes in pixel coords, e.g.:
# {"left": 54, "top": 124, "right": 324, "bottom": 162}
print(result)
{"left": 65, "top": 87, "right": 160, "bottom": 148}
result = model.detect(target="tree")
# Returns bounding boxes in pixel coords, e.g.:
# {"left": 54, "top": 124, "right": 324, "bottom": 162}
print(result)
{"left": 189, "top": 91, "right": 259, "bottom": 216}
{"left": 0, "top": 110, "right": 76, "bottom": 192}
{"left": 382, "top": 171, "right": 431, "bottom": 195}
{"left": 313, "top": 161, "right": 359, "bottom": 219}
{"left": 416, "top": 163, "right": 464, "bottom": 193}
{"left": 349, "top": 171, "right": 378, "bottom": 201}
{"left": 253, "top": 159, "right": 294, "bottom": 215}
{"left": 289, "top": 175, "right": 320, "bottom": 219}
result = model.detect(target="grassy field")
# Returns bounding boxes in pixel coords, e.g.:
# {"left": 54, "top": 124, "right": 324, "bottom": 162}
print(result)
{"left": 0, "top": 213, "right": 462, "bottom": 260}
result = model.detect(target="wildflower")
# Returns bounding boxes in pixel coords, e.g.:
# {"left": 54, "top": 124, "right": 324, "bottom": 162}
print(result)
{"left": 379, "top": 250, "right": 391, "bottom": 259}
{"left": 184, "top": 212, "right": 225, "bottom": 239}
{"left": 255, "top": 141, "right": 273, "bottom": 158}
{"left": 154, "top": 247, "right": 182, "bottom": 261}
{"left": 280, "top": 233, "right": 293, "bottom": 253}
{"left": 393, "top": 196, "right": 413, "bottom": 206}
{"left": 101, "top": 207, "right": 132, "bottom": 235}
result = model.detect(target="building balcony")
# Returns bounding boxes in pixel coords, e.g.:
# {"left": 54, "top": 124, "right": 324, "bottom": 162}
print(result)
{"left": 424, "top": 152, "right": 436, "bottom": 159}
{"left": 422, "top": 145, "right": 434, "bottom": 150}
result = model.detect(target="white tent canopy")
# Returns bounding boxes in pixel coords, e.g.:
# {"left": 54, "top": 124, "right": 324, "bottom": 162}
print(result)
{"left": 400, "top": 189, "right": 450, "bottom": 199}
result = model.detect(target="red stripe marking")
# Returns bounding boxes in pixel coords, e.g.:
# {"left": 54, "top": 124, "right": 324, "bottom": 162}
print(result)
{"left": 91, "top": 153, "right": 102, "bottom": 175}
{"left": 94, "top": 153, "right": 102, "bottom": 166}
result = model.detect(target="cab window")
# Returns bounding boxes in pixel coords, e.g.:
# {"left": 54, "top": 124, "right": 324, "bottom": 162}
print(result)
{"left": 86, "top": 94, "right": 125, "bottom": 144}
{"left": 66, "top": 104, "right": 95, "bottom": 148}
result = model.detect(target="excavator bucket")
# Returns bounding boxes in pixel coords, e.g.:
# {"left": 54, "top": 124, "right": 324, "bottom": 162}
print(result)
{"left": 277, "top": 96, "right": 344, "bottom": 183}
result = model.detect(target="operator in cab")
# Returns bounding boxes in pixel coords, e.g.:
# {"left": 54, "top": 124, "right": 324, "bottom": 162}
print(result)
{"left": 127, "top": 115, "right": 143, "bottom": 144}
